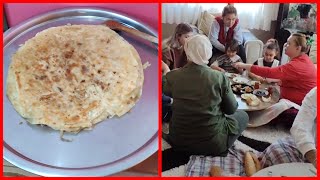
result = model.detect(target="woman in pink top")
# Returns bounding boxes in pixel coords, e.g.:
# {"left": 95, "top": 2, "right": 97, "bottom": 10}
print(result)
{"left": 235, "top": 33, "right": 316, "bottom": 126}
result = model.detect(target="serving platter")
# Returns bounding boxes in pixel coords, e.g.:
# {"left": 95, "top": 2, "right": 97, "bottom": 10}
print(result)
{"left": 252, "top": 163, "right": 316, "bottom": 177}
{"left": 3, "top": 8, "right": 158, "bottom": 176}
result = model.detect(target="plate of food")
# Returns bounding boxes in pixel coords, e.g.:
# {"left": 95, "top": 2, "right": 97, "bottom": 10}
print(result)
{"left": 253, "top": 89, "right": 269, "bottom": 97}
{"left": 4, "top": 8, "right": 158, "bottom": 176}
{"left": 240, "top": 93, "right": 261, "bottom": 106}
{"left": 232, "top": 76, "right": 250, "bottom": 85}
{"left": 252, "top": 163, "right": 316, "bottom": 177}
{"left": 250, "top": 80, "right": 262, "bottom": 86}
{"left": 231, "top": 84, "right": 254, "bottom": 95}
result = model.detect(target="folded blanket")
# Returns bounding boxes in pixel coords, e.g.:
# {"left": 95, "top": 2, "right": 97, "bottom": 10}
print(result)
{"left": 185, "top": 146, "right": 247, "bottom": 176}
{"left": 248, "top": 99, "right": 301, "bottom": 127}
{"left": 185, "top": 137, "right": 305, "bottom": 177}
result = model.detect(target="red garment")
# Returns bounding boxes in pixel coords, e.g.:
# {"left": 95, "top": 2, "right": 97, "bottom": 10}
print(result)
{"left": 215, "top": 16, "right": 239, "bottom": 45}
{"left": 251, "top": 54, "right": 316, "bottom": 105}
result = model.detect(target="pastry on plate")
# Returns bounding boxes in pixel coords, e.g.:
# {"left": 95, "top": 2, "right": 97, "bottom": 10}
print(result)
{"left": 6, "top": 25, "right": 144, "bottom": 133}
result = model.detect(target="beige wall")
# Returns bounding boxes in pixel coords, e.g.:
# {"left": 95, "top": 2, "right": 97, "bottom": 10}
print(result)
{"left": 162, "top": 23, "right": 178, "bottom": 40}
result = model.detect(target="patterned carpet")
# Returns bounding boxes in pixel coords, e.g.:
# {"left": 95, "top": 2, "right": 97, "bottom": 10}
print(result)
{"left": 162, "top": 122, "right": 290, "bottom": 176}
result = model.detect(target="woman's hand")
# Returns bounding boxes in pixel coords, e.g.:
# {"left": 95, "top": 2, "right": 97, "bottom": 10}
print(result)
{"left": 210, "top": 65, "right": 225, "bottom": 72}
{"left": 276, "top": 80, "right": 282, "bottom": 86}
{"left": 234, "top": 62, "right": 252, "bottom": 71}
{"left": 257, "top": 76, "right": 266, "bottom": 83}
{"left": 219, "top": 68, "right": 226, "bottom": 73}
{"left": 162, "top": 61, "right": 170, "bottom": 75}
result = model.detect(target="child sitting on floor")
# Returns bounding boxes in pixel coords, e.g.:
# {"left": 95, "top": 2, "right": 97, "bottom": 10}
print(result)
{"left": 249, "top": 40, "right": 281, "bottom": 83}
{"left": 210, "top": 39, "right": 243, "bottom": 74}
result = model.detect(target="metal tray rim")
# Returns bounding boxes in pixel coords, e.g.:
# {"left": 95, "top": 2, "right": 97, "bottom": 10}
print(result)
{"left": 4, "top": 7, "right": 158, "bottom": 46}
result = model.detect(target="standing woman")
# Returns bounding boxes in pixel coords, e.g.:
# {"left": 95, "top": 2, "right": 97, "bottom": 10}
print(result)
{"left": 162, "top": 23, "right": 194, "bottom": 69}
{"left": 209, "top": 4, "right": 246, "bottom": 63}
{"left": 235, "top": 33, "right": 316, "bottom": 126}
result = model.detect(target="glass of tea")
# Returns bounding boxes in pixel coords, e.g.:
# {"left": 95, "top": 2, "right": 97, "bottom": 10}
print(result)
{"left": 254, "top": 82, "right": 260, "bottom": 89}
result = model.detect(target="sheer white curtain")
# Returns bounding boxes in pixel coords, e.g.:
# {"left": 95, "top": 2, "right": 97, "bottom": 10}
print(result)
{"left": 162, "top": 3, "right": 279, "bottom": 31}
{"left": 162, "top": 4, "right": 202, "bottom": 25}
{"left": 234, "top": 3, "right": 279, "bottom": 31}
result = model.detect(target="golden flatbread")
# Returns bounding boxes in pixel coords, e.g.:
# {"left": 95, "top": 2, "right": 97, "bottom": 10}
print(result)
{"left": 6, "top": 25, "right": 144, "bottom": 132}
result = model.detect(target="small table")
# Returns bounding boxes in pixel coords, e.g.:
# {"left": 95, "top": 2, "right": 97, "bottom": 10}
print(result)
{"left": 252, "top": 163, "right": 316, "bottom": 177}
{"left": 231, "top": 77, "right": 280, "bottom": 111}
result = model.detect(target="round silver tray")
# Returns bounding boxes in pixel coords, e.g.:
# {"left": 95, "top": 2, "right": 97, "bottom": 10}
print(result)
{"left": 3, "top": 8, "right": 158, "bottom": 176}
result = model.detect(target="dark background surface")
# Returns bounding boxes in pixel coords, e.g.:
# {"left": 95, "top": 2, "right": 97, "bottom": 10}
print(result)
{"left": 4, "top": 12, "right": 8, "bottom": 32}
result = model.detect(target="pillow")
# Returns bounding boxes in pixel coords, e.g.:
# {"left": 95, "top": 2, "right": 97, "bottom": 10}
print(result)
{"left": 197, "top": 11, "right": 215, "bottom": 37}
{"left": 309, "top": 34, "right": 317, "bottom": 64}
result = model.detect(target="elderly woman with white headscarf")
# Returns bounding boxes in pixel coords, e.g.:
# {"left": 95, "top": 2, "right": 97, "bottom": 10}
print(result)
{"left": 162, "top": 35, "right": 249, "bottom": 157}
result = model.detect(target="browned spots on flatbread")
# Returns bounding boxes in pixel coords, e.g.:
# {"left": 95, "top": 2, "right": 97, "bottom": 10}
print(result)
{"left": 34, "top": 64, "right": 45, "bottom": 71}
{"left": 43, "top": 56, "right": 49, "bottom": 62}
{"left": 64, "top": 64, "right": 79, "bottom": 81}
{"left": 100, "top": 38, "right": 110, "bottom": 44}
{"left": 69, "top": 115, "right": 80, "bottom": 123}
{"left": 65, "top": 69, "right": 73, "bottom": 81}
{"left": 39, "top": 75, "right": 47, "bottom": 80}
{"left": 27, "top": 80, "right": 34, "bottom": 88}
{"left": 65, "top": 63, "right": 80, "bottom": 80}
{"left": 68, "top": 63, "right": 79, "bottom": 70}
{"left": 81, "top": 101, "right": 98, "bottom": 117}
{"left": 15, "top": 72, "right": 22, "bottom": 89}
{"left": 94, "top": 80, "right": 106, "bottom": 90}
{"left": 52, "top": 75, "right": 60, "bottom": 82}
{"left": 57, "top": 87, "right": 63, "bottom": 92}
{"left": 79, "top": 55, "right": 86, "bottom": 61}
{"left": 64, "top": 50, "right": 74, "bottom": 59}
{"left": 81, "top": 65, "right": 88, "bottom": 74}
{"left": 39, "top": 93, "right": 57, "bottom": 101}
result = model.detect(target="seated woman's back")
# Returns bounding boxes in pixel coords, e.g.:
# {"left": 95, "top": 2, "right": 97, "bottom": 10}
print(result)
{"left": 164, "top": 64, "right": 235, "bottom": 118}
{"left": 163, "top": 63, "right": 238, "bottom": 155}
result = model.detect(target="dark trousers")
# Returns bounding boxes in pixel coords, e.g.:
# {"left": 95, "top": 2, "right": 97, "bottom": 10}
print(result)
{"left": 162, "top": 110, "right": 249, "bottom": 171}
{"left": 269, "top": 107, "right": 299, "bottom": 128}
{"left": 162, "top": 94, "right": 172, "bottom": 123}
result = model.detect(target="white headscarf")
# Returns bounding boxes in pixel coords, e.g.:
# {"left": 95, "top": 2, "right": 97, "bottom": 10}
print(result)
{"left": 184, "top": 35, "right": 212, "bottom": 65}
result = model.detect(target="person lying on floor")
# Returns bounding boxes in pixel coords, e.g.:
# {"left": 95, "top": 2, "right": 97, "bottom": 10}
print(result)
{"left": 210, "top": 39, "right": 244, "bottom": 74}
{"left": 184, "top": 87, "right": 317, "bottom": 176}
{"left": 162, "top": 35, "right": 249, "bottom": 171}
{"left": 234, "top": 33, "right": 316, "bottom": 127}
{"left": 259, "top": 87, "right": 317, "bottom": 168}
